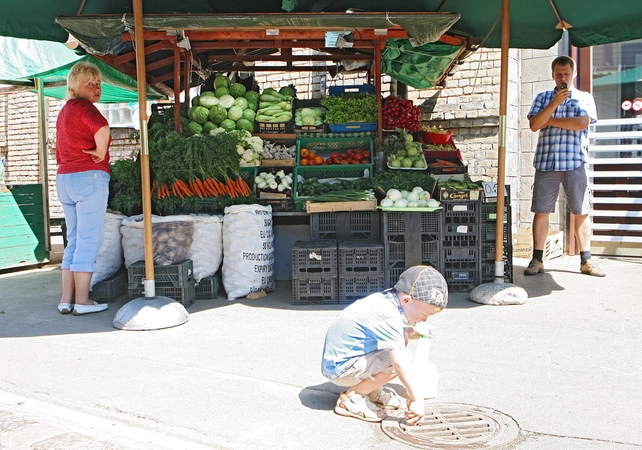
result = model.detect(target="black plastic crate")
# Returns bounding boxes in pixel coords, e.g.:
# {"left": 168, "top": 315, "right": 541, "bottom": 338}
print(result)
{"left": 338, "top": 240, "right": 384, "bottom": 274}
{"left": 292, "top": 277, "right": 338, "bottom": 305}
{"left": 443, "top": 200, "right": 480, "bottom": 215}
{"left": 91, "top": 267, "right": 127, "bottom": 303}
{"left": 382, "top": 211, "right": 442, "bottom": 236}
{"left": 481, "top": 221, "right": 511, "bottom": 243}
{"left": 384, "top": 260, "right": 442, "bottom": 289}
{"left": 444, "top": 247, "right": 479, "bottom": 262}
{"left": 339, "top": 275, "right": 385, "bottom": 304}
{"left": 128, "top": 259, "right": 194, "bottom": 289}
{"left": 444, "top": 259, "right": 481, "bottom": 291}
{"left": 254, "top": 120, "right": 294, "bottom": 134}
{"left": 292, "top": 240, "right": 337, "bottom": 278}
{"left": 128, "top": 282, "right": 195, "bottom": 307}
{"left": 195, "top": 274, "right": 220, "bottom": 300}
{"left": 310, "top": 211, "right": 379, "bottom": 241}
{"left": 443, "top": 223, "right": 480, "bottom": 237}
{"left": 384, "top": 235, "right": 441, "bottom": 268}
{"left": 442, "top": 234, "right": 480, "bottom": 248}
{"left": 258, "top": 197, "right": 294, "bottom": 213}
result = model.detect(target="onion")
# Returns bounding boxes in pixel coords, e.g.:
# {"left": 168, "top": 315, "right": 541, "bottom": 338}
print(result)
{"left": 386, "top": 188, "right": 402, "bottom": 202}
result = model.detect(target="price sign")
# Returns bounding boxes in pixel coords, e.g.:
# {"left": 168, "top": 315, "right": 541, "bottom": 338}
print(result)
{"left": 482, "top": 182, "right": 508, "bottom": 199}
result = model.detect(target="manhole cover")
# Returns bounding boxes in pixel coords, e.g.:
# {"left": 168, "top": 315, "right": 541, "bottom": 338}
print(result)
{"left": 381, "top": 402, "right": 520, "bottom": 449}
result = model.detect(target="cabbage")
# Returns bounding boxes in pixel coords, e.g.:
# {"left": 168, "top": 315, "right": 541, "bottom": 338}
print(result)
{"left": 247, "top": 101, "right": 258, "bottom": 112}
{"left": 191, "top": 106, "right": 210, "bottom": 125}
{"left": 185, "top": 121, "right": 203, "bottom": 135}
{"left": 279, "top": 86, "right": 295, "bottom": 98}
{"left": 227, "top": 105, "right": 243, "bottom": 121}
{"left": 302, "top": 116, "right": 316, "bottom": 125}
{"left": 233, "top": 97, "right": 249, "bottom": 110}
{"left": 214, "top": 87, "right": 230, "bottom": 98}
{"left": 244, "top": 90, "right": 260, "bottom": 104}
{"left": 191, "top": 96, "right": 200, "bottom": 107}
{"left": 214, "top": 75, "right": 230, "bottom": 89}
{"left": 199, "top": 95, "right": 220, "bottom": 108}
{"left": 301, "top": 108, "right": 315, "bottom": 118}
{"left": 220, "top": 119, "right": 236, "bottom": 132}
{"left": 242, "top": 109, "right": 256, "bottom": 122}
{"left": 229, "top": 83, "right": 247, "bottom": 98}
{"left": 236, "top": 118, "right": 253, "bottom": 132}
{"left": 208, "top": 105, "right": 227, "bottom": 125}
{"left": 218, "top": 94, "right": 235, "bottom": 109}
{"left": 187, "top": 106, "right": 194, "bottom": 120}
{"left": 202, "top": 121, "right": 216, "bottom": 135}
{"left": 201, "top": 90, "right": 216, "bottom": 97}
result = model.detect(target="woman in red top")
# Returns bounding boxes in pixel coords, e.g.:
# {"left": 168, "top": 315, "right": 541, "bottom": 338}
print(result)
{"left": 56, "top": 62, "right": 111, "bottom": 315}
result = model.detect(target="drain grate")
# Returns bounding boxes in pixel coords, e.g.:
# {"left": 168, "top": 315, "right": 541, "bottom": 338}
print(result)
{"left": 381, "top": 403, "right": 520, "bottom": 449}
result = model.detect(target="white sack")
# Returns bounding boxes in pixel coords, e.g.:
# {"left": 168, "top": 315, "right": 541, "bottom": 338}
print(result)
{"left": 222, "top": 204, "right": 276, "bottom": 301}
{"left": 187, "top": 214, "right": 224, "bottom": 282}
{"left": 90, "top": 212, "right": 126, "bottom": 288}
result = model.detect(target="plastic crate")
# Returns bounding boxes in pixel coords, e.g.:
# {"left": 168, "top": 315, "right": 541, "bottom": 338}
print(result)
{"left": 296, "top": 136, "right": 373, "bottom": 166}
{"left": 294, "top": 165, "right": 373, "bottom": 206}
{"left": 384, "top": 235, "right": 441, "bottom": 268}
{"left": 292, "top": 240, "right": 337, "bottom": 278}
{"left": 128, "top": 282, "right": 195, "bottom": 307}
{"left": 481, "top": 255, "right": 514, "bottom": 284}
{"left": 195, "top": 274, "right": 220, "bottom": 300}
{"left": 443, "top": 223, "right": 480, "bottom": 237}
{"left": 328, "top": 85, "right": 376, "bottom": 96}
{"left": 384, "top": 260, "right": 442, "bottom": 290}
{"left": 338, "top": 240, "right": 384, "bottom": 274}
{"left": 339, "top": 275, "right": 385, "bottom": 304}
{"left": 258, "top": 197, "right": 294, "bottom": 212}
{"left": 328, "top": 123, "right": 377, "bottom": 133}
{"left": 381, "top": 211, "right": 442, "bottom": 237}
{"left": 254, "top": 119, "right": 294, "bottom": 134}
{"left": 481, "top": 221, "right": 511, "bottom": 243}
{"left": 292, "top": 277, "right": 338, "bottom": 305}
{"left": 293, "top": 99, "right": 326, "bottom": 133}
{"left": 442, "top": 234, "right": 480, "bottom": 248}
{"left": 444, "top": 260, "right": 481, "bottom": 291}
{"left": 444, "top": 247, "right": 479, "bottom": 262}
{"left": 91, "top": 268, "right": 127, "bottom": 303}
{"left": 310, "top": 211, "right": 379, "bottom": 240}
{"left": 128, "top": 259, "right": 194, "bottom": 288}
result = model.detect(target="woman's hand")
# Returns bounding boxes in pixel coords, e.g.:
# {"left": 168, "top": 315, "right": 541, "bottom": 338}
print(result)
{"left": 82, "top": 148, "right": 106, "bottom": 163}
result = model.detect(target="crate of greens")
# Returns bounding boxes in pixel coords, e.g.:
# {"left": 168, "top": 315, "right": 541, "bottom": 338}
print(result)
{"left": 322, "top": 87, "right": 378, "bottom": 133}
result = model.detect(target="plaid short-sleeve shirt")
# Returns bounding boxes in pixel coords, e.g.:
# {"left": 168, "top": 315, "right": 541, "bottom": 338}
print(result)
{"left": 527, "top": 88, "right": 597, "bottom": 172}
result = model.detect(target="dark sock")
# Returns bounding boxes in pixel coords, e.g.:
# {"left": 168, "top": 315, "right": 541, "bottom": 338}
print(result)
{"left": 533, "top": 250, "right": 544, "bottom": 262}
{"left": 580, "top": 251, "right": 591, "bottom": 265}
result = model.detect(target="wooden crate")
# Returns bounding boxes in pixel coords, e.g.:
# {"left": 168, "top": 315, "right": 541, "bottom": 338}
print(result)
{"left": 305, "top": 199, "right": 377, "bottom": 213}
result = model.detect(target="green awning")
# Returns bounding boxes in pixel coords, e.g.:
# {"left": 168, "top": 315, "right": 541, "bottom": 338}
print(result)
{"left": 0, "top": 36, "right": 165, "bottom": 103}
{"left": 593, "top": 66, "right": 642, "bottom": 87}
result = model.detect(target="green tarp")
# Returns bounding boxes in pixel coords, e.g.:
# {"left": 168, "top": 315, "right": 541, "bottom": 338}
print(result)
{"left": 593, "top": 66, "right": 642, "bottom": 87}
{"left": 0, "top": 36, "right": 165, "bottom": 103}
{"left": 382, "top": 39, "right": 463, "bottom": 89}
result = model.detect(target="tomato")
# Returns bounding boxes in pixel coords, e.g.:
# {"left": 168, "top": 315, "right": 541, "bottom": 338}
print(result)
{"left": 364, "top": 150, "right": 371, "bottom": 158}
{"left": 340, "top": 159, "right": 349, "bottom": 165}
{"left": 362, "top": 159, "right": 370, "bottom": 164}
{"left": 314, "top": 156, "right": 324, "bottom": 165}
{"left": 307, "top": 158, "right": 317, "bottom": 166}
{"left": 330, "top": 152, "right": 339, "bottom": 159}
{"left": 353, "top": 153, "right": 364, "bottom": 161}
{"left": 308, "top": 152, "right": 317, "bottom": 160}
{"left": 332, "top": 157, "right": 341, "bottom": 164}
{"left": 300, "top": 148, "right": 309, "bottom": 158}
{"left": 300, "top": 158, "right": 309, "bottom": 166}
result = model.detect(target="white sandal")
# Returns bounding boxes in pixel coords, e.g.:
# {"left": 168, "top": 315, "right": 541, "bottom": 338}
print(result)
{"left": 334, "top": 391, "right": 386, "bottom": 422}
{"left": 368, "top": 387, "right": 406, "bottom": 410}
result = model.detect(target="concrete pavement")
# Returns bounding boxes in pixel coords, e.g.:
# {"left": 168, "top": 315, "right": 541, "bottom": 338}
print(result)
{"left": 0, "top": 254, "right": 641, "bottom": 450}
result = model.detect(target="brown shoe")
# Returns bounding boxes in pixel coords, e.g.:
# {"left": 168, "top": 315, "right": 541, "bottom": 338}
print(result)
{"left": 580, "top": 260, "right": 606, "bottom": 277}
{"left": 524, "top": 258, "right": 544, "bottom": 275}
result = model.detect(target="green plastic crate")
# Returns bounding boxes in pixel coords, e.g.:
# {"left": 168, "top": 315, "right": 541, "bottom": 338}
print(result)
{"left": 296, "top": 136, "right": 373, "bottom": 166}
{"left": 91, "top": 268, "right": 127, "bottom": 303}
{"left": 195, "top": 274, "right": 220, "bottom": 300}
{"left": 293, "top": 165, "right": 373, "bottom": 209}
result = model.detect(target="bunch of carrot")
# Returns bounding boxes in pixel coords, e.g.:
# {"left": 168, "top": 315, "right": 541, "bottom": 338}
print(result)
{"left": 154, "top": 177, "right": 251, "bottom": 200}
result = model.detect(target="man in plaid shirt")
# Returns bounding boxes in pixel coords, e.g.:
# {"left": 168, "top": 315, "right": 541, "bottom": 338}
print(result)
{"left": 525, "top": 56, "right": 605, "bottom": 277}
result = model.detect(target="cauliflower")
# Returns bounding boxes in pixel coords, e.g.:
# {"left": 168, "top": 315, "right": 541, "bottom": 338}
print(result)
{"left": 236, "top": 144, "right": 245, "bottom": 155}
{"left": 242, "top": 149, "right": 254, "bottom": 163}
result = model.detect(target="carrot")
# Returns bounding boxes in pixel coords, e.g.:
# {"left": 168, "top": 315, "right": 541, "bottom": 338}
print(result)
{"left": 206, "top": 178, "right": 220, "bottom": 196}
{"left": 238, "top": 178, "right": 251, "bottom": 196}
{"left": 163, "top": 183, "right": 170, "bottom": 198}
{"left": 225, "top": 179, "right": 236, "bottom": 198}
{"left": 195, "top": 178, "right": 208, "bottom": 198}
{"left": 190, "top": 179, "right": 203, "bottom": 199}
{"left": 174, "top": 180, "right": 191, "bottom": 198}
{"left": 172, "top": 181, "right": 185, "bottom": 199}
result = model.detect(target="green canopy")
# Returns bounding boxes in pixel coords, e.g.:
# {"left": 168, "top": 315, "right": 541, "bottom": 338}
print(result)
{"left": 0, "top": 36, "right": 165, "bottom": 103}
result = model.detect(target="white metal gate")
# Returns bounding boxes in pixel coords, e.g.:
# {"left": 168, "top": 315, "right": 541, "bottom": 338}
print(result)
{"left": 588, "top": 118, "right": 642, "bottom": 256}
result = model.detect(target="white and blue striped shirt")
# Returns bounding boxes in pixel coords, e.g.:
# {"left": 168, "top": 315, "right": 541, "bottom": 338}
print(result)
{"left": 527, "top": 88, "right": 597, "bottom": 172}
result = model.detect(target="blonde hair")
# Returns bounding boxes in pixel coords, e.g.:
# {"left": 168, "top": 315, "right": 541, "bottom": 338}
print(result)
{"left": 66, "top": 61, "right": 102, "bottom": 100}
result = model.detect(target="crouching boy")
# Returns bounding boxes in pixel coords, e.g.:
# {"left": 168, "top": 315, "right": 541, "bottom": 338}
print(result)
{"left": 321, "top": 265, "right": 448, "bottom": 425}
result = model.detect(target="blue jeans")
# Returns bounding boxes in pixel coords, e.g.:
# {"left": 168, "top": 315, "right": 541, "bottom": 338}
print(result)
{"left": 57, "top": 170, "right": 110, "bottom": 272}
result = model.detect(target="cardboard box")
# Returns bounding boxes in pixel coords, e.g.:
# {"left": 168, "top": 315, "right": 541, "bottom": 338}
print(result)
{"left": 438, "top": 187, "right": 482, "bottom": 202}
{"left": 512, "top": 229, "right": 564, "bottom": 260}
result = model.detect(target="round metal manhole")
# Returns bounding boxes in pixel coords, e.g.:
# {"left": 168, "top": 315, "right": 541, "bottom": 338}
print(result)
{"left": 381, "top": 402, "right": 520, "bottom": 449}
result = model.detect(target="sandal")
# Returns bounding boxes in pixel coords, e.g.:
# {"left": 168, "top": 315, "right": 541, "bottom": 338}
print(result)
{"left": 334, "top": 391, "right": 386, "bottom": 423}
{"left": 368, "top": 387, "right": 406, "bottom": 410}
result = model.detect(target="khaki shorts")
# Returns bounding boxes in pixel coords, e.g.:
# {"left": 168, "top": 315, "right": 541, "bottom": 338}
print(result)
{"left": 531, "top": 164, "right": 591, "bottom": 215}
{"left": 330, "top": 349, "right": 395, "bottom": 387}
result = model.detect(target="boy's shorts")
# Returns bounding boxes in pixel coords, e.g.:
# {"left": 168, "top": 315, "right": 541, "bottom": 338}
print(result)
{"left": 330, "top": 349, "right": 395, "bottom": 387}
{"left": 531, "top": 164, "right": 590, "bottom": 215}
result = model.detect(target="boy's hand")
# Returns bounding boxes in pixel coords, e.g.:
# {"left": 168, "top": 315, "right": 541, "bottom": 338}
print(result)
{"left": 405, "top": 400, "right": 425, "bottom": 426}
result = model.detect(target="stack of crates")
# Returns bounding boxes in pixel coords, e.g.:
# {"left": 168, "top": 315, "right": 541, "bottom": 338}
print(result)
{"left": 481, "top": 189, "right": 513, "bottom": 284}
{"left": 127, "top": 259, "right": 196, "bottom": 307}
{"left": 381, "top": 211, "right": 443, "bottom": 288}
{"left": 195, "top": 273, "right": 220, "bottom": 300}
{"left": 338, "top": 240, "right": 384, "bottom": 304}
{"left": 441, "top": 201, "right": 482, "bottom": 291}
{"left": 90, "top": 267, "right": 128, "bottom": 303}
{"left": 310, "top": 211, "right": 379, "bottom": 241}
{"left": 291, "top": 240, "right": 338, "bottom": 305}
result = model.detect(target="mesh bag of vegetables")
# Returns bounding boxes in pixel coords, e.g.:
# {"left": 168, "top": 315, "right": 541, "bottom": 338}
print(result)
{"left": 152, "top": 221, "right": 194, "bottom": 266}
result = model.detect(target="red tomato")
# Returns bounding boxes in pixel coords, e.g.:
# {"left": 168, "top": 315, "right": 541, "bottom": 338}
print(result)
{"left": 362, "top": 159, "right": 370, "bottom": 164}
{"left": 364, "top": 151, "right": 371, "bottom": 158}
{"left": 353, "top": 153, "right": 364, "bottom": 161}
{"left": 340, "top": 160, "right": 349, "bottom": 165}
{"left": 330, "top": 152, "right": 339, "bottom": 159}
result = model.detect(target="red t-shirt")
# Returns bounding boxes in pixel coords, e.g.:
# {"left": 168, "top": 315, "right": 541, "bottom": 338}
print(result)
{"left": 56, "top": 99, "right": 111, "bottom": 174}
